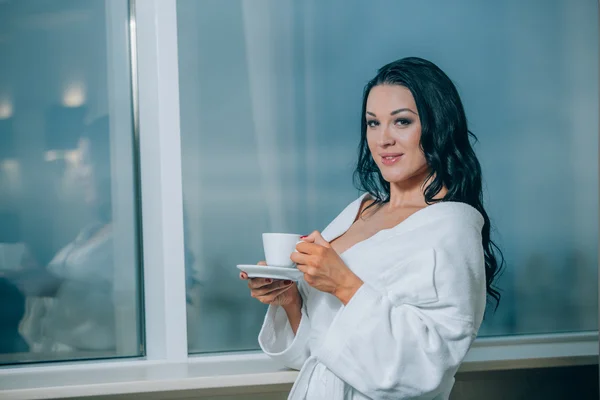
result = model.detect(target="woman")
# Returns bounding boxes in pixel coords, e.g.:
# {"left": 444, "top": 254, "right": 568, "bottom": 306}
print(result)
{"left": 13, "top": 116, "right": 197, "bottom": 354}
{"left": 240, "top": 57, "right": 503, "bottom": 399}
{"left": 14, "top": 116, "right": 117, "bottom": 352}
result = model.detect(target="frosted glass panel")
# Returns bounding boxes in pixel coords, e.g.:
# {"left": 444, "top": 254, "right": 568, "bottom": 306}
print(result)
{"left": 0, "top": 0, "right": 142, "bottom": 364}
{"left": 177, "top": 0, "right": 598, "bottom": 352}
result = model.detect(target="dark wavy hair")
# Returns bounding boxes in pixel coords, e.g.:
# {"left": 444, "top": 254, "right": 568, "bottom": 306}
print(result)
{"left": 353, "top": 57, "right": 504, "bottom": 310}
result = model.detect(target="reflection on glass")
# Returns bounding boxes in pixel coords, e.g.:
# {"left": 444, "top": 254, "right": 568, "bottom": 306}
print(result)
{"left": 0, "top": 0, "right": 141, "bottom": 364}
{"left": 177, "top": 0, "right": 598, "bottom": 353}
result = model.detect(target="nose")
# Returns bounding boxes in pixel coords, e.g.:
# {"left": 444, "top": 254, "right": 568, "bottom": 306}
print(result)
{"left": 377, "top": 126, "right": 395, "bottom": 147}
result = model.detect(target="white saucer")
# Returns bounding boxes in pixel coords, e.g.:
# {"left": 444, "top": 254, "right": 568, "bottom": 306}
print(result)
{"left": 237, "top": 264, "right": 304, "bottom": 281}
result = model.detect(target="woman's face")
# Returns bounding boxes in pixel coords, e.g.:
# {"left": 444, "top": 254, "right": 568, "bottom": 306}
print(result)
{"left": 365, "top": 84, "right": 429, "bottom": 185}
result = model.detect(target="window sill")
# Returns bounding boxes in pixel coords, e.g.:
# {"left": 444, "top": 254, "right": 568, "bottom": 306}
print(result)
{"left": 0, "top": 332, "right": 597, "bottom": 399}
{"left": 462, "top": 331, "right": 598, "bottom": 371}
{"left": 0, "top": 353, "right": 297, "bottom": 400}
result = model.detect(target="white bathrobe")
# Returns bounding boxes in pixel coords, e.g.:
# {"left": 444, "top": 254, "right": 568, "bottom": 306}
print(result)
{"left": 259, "top": 193, "right": 487, "bottom": 400}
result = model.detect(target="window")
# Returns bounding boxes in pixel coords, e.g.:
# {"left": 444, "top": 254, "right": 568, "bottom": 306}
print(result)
{"left": 0, "top": 0, "right": 142, "bottom": 364}
{"left": 0, "top": 0, "right": 597, "bottom": 398}
{"left": 177, "top": 0, "right": 598, "bottom": 354}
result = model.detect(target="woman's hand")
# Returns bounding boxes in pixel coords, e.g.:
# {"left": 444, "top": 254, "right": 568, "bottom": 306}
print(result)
{"left": 239, "top": 261, "right": 301, "bottom": 307}
{"left": 291, "top": 231, "right": 363, "bottom": 305}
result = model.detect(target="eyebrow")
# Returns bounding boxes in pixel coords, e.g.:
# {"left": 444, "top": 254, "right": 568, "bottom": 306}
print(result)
{"left": 366, "top": 108, "right": 418, "bottom": 117}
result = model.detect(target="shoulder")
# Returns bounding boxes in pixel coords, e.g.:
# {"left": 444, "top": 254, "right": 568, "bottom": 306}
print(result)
{"left": 404, "top": 201, "right": 484, "bottom": 250}
{"left": 426, "top": 201, "right": 484, "bottom": 231}
{"left": 425, "top": 204, "right": 486, "bottom": 320}
{"left": 388, "top": 201, "right": 486, "bottom": 291}
{"left": 413, "top": 201, "right": 485, "bottom": 265}
{"left": 433, "top": 202, "right": 485, "bottom": 264}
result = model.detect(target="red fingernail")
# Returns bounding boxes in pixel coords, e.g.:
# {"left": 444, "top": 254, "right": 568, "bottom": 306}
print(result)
{"left": 284, "top": 280, "right": 292, "bottom": 285}
{"left": 266, "top": 279, "right": 272, "bottom": 283}
{"left": 300, "top": 236, "right": 307, "bottom": 239}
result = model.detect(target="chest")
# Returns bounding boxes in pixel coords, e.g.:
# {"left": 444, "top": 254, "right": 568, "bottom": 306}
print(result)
{"left": 329, "top": 205, "right": 423, "bottom": 255}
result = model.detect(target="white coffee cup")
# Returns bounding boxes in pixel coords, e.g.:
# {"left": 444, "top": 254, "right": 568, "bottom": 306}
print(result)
{"left": 262, "top": 233, "right": 302, "bottom": 268}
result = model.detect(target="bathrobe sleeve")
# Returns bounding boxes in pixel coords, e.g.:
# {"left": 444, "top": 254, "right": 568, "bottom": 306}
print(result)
{"left": 258, "top": 280, "right": 313, "bottom": 370}
{"left": 316, "top": 247, "right": 486, "bottom": 399}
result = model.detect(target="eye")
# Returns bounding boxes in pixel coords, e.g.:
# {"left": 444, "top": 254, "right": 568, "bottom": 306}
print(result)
{"left": 395, "top": 118, "right": 411, "bottom": 126}
{"left": 366, "top": 119, "right": 380, "bottom": 128}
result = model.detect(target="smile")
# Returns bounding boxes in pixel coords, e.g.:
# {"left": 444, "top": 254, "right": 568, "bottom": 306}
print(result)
{"left": 380, "top": 154, "right": 403, "bottom": 165}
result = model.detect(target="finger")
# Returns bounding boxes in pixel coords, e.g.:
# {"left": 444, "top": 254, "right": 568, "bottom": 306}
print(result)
{"left": 257, "top": 283, "right": 295, "bottom": 303}
{"left": 252, "top": 280, "right": 291, "bottom": 297}
{"left": 252, "top": 280, "right": 293, "bottom": 297}
{"left": 247, "top": 277, "right": 274, "bottom": 289}
{"left": 290, "top": 250, "right": 311, "bottom": 265}
{"left": 303, "top": 273, "right": 314, "bottom": 286}
{"left": 296, "top": 263, "right": 310, "bottom": 274}
{"left": 309, "top": 231, "right": 331, "bottom": 248}
{"left": 296, "top": 264, "right": 317, "bottom": 277}
{"left": 300, "top": 233, "right": 315, "bottom": 243}
{"left": 295, "top": 242, "right": 328, "bottom": 259}
{"left": 257, "top": 260, "right": 267, "bottom": 266}
{"left": 239, "top": 272, "right": 248, "bottom": 280}
{"left": 295, "top": 240, "right": 322, "bottom": 255}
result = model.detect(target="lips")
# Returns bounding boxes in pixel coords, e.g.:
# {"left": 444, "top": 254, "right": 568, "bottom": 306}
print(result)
{"left": 380, "top": 153, "right": 403, "bottom": 165}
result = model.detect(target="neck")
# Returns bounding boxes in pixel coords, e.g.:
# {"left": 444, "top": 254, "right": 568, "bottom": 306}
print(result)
{"left": 387, "top": 171, "right": 447, "bottom": 209}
